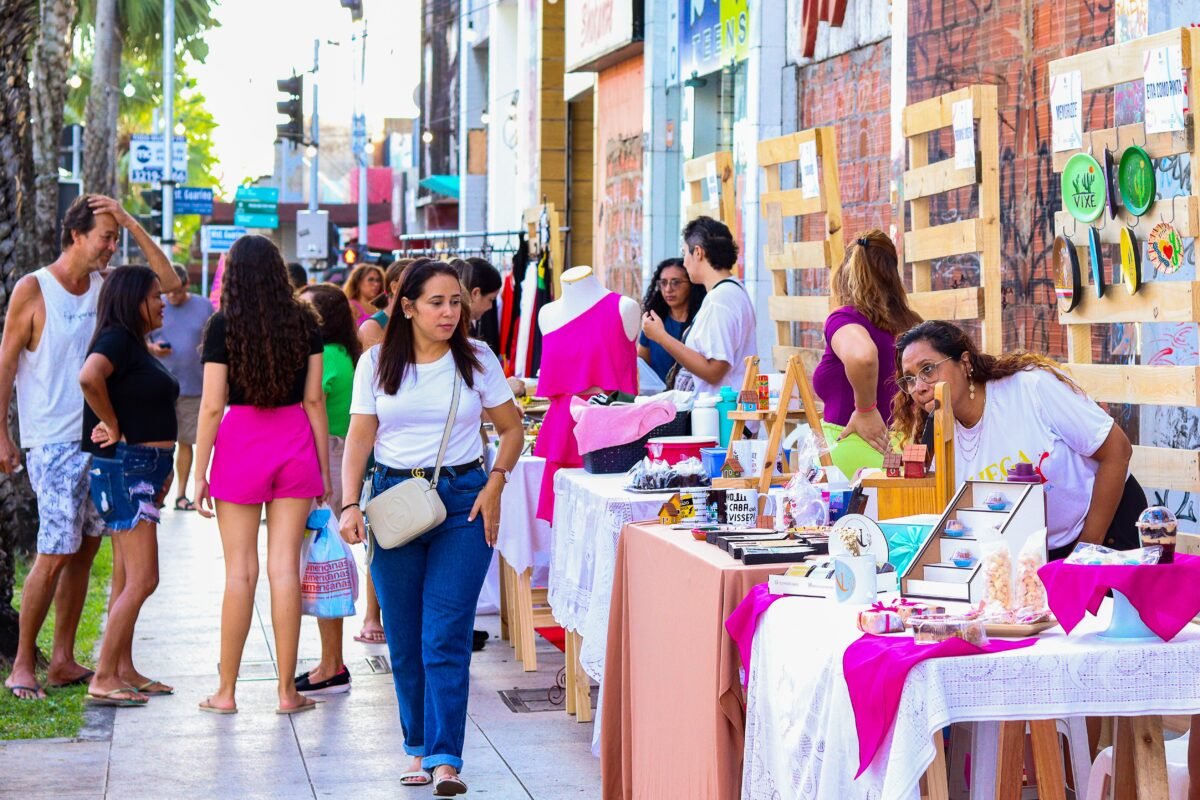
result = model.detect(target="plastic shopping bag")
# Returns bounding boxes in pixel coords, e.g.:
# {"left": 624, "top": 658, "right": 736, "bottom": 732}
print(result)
{"left": 300, "top": 505, "right": 359, "bottom": 618}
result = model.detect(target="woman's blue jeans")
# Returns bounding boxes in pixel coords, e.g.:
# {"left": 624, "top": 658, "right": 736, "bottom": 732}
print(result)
{"left": 369, "top": 465, "right": 493, "bottom": 773}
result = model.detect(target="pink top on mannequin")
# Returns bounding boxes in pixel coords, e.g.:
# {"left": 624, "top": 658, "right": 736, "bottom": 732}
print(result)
{"left": 534, "top": 291, "right": 637, "bottom": 522}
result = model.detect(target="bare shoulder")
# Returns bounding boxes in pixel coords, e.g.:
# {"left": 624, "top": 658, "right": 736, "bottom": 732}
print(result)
{"left": 8, "top": 273, "right": 43, "bottom": 313}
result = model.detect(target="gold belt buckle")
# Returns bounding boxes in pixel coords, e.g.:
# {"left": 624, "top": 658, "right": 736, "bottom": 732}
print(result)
{"left": 412, "top": 467, "right": 426, "bottom": 479}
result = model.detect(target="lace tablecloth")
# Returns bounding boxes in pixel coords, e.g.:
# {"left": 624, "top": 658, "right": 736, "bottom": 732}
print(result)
{"left": 742, "top": 596, "right": 1200, "bottom": 800}
{"left": 497, "top": 455, "right": 553, "bottom": 575}
{"left": 547, "top": 469, "right": 668, "bottom": 684}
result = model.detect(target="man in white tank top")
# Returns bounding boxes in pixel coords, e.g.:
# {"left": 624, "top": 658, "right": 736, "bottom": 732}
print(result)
{"left": 0, "top": 195, "right": 180, "bottom": 700}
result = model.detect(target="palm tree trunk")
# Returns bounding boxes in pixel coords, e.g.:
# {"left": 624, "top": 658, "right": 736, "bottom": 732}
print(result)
{"left": 31, "top": 0, "right": 77, "bottom": 266}
{"left": 0, "top": 0, "right": 42, "bottom": 663}
{"left": 82, "top": 0, "right": 119, "bottom": 196}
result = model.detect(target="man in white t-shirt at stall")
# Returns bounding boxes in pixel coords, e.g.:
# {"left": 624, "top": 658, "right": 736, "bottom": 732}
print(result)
{"left": 641, "top": 216, "right": 757, "bottom": 395}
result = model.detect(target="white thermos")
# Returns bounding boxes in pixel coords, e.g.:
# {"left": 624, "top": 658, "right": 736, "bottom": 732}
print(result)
{"left": 692, "top": 393, "right": 720, "bottom": 439}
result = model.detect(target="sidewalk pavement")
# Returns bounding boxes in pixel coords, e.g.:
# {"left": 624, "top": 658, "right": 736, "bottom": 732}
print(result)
{"left": 0, "top": 506, "right": 600, "bottom": 799}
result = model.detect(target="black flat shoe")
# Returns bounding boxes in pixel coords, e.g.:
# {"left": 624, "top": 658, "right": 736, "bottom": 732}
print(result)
{"left": 472, "top": 629, "right": 488, "bottom": 652}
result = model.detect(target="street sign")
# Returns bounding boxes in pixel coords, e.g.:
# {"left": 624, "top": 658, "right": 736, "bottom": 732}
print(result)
{"left": 234, "top": 185, "right": 279, "bottom": 229}
{"left": 296, "top": 210, "right": 330, "bottom": 258}
{"left": 201, "top": 225, "right": 247, "bottom": 253}
{"left": 173, "top": 186, "right": 214, "bottom": 216}
{"left": 129, "top": 134, "right": 188, "bottom": 184}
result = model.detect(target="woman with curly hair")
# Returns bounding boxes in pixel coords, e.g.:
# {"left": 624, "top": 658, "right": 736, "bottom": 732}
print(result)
{"left": 637, "top": 257, "right": 704, "bottom": 383}
{"left": 193, "top": 234, "right": 330, "bottom": 715}
{"left": 812, "top": 230, "right": 921, "bottom": 477}
{"left": 358, "top": 258, "right": 419, "bottom": 350}
{"left": 893, "top": 320, "right": 1145, "bottom": 560}
{"left": 344, "top": 263, "right": 386, "bottom": 325}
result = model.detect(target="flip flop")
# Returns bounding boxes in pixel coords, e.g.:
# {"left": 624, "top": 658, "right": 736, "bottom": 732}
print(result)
{"left": 433, "top": 774, "right": 468, "bottom": 797}
{"left": 87, "top": 688, "right": 147, "bottom": 707}
{"left": 400, "top": 770, "right": 432, "bottom": 786}
{"left": 174, "top": 496, "right": 196, "bottom": 511}
{"left": 276, "top": 697, "right": 319, "bottom": 715}
{"left": 133, "top": 680, "right": 175, "bottom": 696}
{"left": 47, "top": 669, "right": 94, "bottom": 689}
{"left": 198, "top": 697, "right": 237, "bottom": 715}
{"left": 353, "top": 629, "right": 387, "bottom": 644}
{"left": 7, "top": 684, "right": 45, "bottom": 701}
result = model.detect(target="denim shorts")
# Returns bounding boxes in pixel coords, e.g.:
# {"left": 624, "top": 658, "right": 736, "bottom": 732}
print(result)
{"left": 88, "top": 443, "right": 174, "bottom": 531}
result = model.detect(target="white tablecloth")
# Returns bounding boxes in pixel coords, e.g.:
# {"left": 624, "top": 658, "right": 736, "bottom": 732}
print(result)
{"left": 547, "top": 469, "right": 670, "bottom": 684}
{"left": 742, "top": 596, "right": 1200, "bottom": 800}
{"left": 478, "top": 455, "right": 552, "bottom": 615}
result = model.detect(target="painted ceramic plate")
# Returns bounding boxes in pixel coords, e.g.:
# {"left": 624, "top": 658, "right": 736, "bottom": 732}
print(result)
{"left": 1118, "top": 145, "right": 1155, "bottom": 216}
{"left": 1148, "top": 221, "right": 1184, "bottom": 275}
{"left": 1103, "top": 147, "right": 1118, "bottom": 220}
{"left": 1062, "top": 152, "right": 1106, "bottom": 223}
{"left": 1088, "top": 226, "right": 1106, "bottom": 298}
{"left": 1119, "top": 226, "right": 1141, "bottom": 295}
{"left": 1053, "top": 234, "right": 1081, "bottom": 313}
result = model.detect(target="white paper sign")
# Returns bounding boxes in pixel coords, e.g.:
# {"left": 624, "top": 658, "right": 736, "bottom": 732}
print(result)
{"left": 1050, "top": 71, "right": 1083, "bottom": 153}
{"left": 1144, "top": 45, "right": 1186, "bottom": 135}
{"left": 799, "top": 140, "right": 820, "bottom": 199}
{"left": 705, "top": 161, "right": 720, "bottom": 203}
{"left": 952, "top": 98, "right": 976, "bottom": 170}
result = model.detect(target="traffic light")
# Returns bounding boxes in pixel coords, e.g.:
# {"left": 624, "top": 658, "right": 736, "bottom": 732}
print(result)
{"left": 139, "top": 187, "right": 163, "bottom": 238}
{"left": 340, "top": 0, "right": 363, "bottom": 21}
{"left": 342, "top": 244, "right": 359, "bottom": 267}
{"left": 276, "top": 76, "right": 304, "bottom": 143}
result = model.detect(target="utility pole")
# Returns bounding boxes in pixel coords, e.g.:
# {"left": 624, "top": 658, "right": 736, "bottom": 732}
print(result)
{"left": 162, "top": 0, "right": 176, "bottom": 248}
{"left": 310, "top": 39, "right": 320, "bottom": 213}
{"left": 354, "top": 17, "right": 368, "bottom": 254}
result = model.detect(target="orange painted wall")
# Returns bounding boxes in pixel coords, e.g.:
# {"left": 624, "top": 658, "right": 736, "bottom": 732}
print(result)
{"left": 593, "top": 54, "right": 644, "bottom": 300}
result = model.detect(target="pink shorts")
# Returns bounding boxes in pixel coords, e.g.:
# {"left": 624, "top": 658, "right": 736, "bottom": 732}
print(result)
{"left": 210, "top": 404, "right": 323, "bottom": 504}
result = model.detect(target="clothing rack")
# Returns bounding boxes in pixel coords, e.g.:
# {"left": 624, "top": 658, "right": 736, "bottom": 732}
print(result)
{"left": 390, "top": 227, "right": 572, "bottom": 266}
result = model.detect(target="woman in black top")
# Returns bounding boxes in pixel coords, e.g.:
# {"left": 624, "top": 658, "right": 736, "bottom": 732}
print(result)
{"left": 80, "top": 266, "right": 179, "bottom": 706}
{"left": 193, "top": 235, "right": 329, "bottom": 715}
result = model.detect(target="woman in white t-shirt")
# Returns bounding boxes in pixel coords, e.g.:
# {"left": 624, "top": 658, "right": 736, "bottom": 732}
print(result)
{"left": 339, "top": 261, "right": 522, "bottom": 795}
{"left": 892, "top": 321, "right": 1145, "bottom": 560}
{"left": 642, "top": 216, "right": 756, "bottom": 394}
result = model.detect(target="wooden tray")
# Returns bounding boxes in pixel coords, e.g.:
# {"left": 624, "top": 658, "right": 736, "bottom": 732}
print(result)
{"left": 984, "top": 618, "right": 1058, "bottom": 637}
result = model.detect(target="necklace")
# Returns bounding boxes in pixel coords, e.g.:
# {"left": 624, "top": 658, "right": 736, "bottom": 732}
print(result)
{"left": 956, "top": 411, "right": 985, "bottom": 462}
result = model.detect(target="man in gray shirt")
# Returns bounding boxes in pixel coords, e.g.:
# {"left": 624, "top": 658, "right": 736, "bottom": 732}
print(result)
{"left": 149, "top": 265, "right": 212, "bottom": 510}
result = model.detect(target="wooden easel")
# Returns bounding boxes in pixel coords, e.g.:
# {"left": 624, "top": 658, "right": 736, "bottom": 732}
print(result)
{"left": 1049, "top": 27, "right": 1200, "bottom": 496}
{"left": 712, "top": 355, "right": 831, "bottom": 497}
{"left": 683, "top": 151, "right": 738, "bottom": 240}
{"left": 901, "top": 85, "right": 1002, "bottom": 353}
{"left": 860, "top": 382, "right": 956, "bottom": 519}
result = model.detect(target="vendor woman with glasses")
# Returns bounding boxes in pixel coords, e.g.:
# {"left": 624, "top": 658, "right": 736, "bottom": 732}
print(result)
{"left": 637, "top": 258, "right": 705, "bottom": 383}
{"left": 892, "top": 320, "right": 1146, "bottom": 560}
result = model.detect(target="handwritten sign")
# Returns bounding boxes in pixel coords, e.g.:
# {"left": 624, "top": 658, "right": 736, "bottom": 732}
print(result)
{"left": 799, "top": 139, "right": 820, "bottom": 199}
{"left": 1050, "top": 71, "right": 1083, "bottom": 153}
{"left": 1144, "top": 45, "right": 1186, "bottom": 135}
{"left": 952, "top": 98, "right": 975, "bottom": 170}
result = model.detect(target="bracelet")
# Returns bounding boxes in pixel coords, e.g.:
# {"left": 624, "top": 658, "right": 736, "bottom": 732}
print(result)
{"left": 855, "top": 402, "right": 878, "bottom": 414}
{"left": 340, "top": 502, "right": 360, "bottom": 513}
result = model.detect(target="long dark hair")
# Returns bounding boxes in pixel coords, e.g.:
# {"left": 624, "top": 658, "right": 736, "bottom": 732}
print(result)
{"left": 377, "top": 260, "right": 483, "bottom": 393}
{"left": 219, "top": 234, "right": 318, "bottom": 407}
{"left": 300, "top": 283, "right": 363, "bottom": 365}
{"left": 642, "top": 257, "right": 705, "bottom": 321}
{"left": 832, "top": 230, "right": 922, "bottom": 335}
{"left": 90, "top": 265, "right": 158, "bottom": 348}
{"left": 891, "top": 321, "right": 1082, "bottom": 445}
{"left": 453, "top": 257, "right": 502, "bottom": 296}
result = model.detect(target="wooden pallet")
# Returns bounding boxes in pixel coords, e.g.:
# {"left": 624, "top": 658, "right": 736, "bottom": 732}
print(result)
{"left": 683, "top": 151, "right": 738, "bottom": 242}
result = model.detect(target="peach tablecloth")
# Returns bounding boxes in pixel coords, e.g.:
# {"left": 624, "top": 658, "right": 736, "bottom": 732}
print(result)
{"left": 599, "top": 522, "right": 790, "bottom": 800}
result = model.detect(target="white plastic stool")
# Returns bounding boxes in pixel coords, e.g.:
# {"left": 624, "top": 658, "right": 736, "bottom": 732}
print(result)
{"left": 1084, "top": 732, "right": 1191, "bottom": 800}
{"left": 948, "top": 718, "right": 1093, "bottom": 798}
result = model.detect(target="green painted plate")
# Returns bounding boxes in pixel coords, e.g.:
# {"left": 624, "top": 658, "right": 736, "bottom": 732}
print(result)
{"left": 1062, "top": 152, "right": 1106, "bottom": 222}
{"left": 1117, "top": 145, "right": 1155, "bottom": 217}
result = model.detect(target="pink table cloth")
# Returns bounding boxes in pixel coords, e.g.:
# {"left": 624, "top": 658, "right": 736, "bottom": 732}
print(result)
{"left": 1038, "top": 553, "right": 1200, "bottom": 641}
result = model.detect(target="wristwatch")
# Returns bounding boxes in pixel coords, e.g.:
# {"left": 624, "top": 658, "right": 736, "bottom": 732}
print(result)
{"left": 490, "top": 467, "right": 510, "bottom": 484}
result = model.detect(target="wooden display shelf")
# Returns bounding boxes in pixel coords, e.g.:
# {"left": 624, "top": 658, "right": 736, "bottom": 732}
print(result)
{"left": 727, "top": 408, "right": 810, "bottom": 421}
{"left": 683, "top": 150, "right": 738, "bottom": 242}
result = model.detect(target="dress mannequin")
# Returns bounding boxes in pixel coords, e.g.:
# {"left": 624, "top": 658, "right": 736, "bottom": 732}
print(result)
{"left": 539, "top": 266, "right": 640, "bottom": 340}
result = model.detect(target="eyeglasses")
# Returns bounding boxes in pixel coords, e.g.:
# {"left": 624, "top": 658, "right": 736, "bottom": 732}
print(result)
{"left": 897, "top": 357, "right": 954, "bottom": 394}
{"left": 657, "top": 279, "right": 687, "bottom": 290}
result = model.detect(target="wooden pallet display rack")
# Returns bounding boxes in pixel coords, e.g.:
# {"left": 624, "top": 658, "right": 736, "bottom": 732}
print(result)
{"left": 901, "top": 85, "right": 1002, "bottom": 353}
{"left": 757, "top": 127, "right": 845, "bottom": 374}
{"left": 1049, "top": 27, "right": 1200, "bottom": 493}
{"left": 712, "top": 355, "right": 831, "bottom": 497}
{"left": 523, "top": 201, "right": 565, "bottom": 296}
{"left": 683, "top": 151, "right": 738, "bottom": 240}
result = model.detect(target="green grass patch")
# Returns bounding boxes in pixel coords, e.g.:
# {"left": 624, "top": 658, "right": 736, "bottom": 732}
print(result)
{"left": 0, "top": 539, "right": 114, "bottom": 740}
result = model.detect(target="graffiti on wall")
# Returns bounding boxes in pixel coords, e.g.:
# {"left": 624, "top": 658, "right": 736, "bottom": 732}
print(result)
{"left": 599, "top": 133, "right": 645, "bottom": 300}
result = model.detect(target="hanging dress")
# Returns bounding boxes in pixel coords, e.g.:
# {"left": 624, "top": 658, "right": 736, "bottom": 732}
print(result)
{"left": 533, "top": 292, "right": 637, "bottom": 522}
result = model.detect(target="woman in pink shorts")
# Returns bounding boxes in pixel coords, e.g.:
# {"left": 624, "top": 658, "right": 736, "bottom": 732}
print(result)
{"left": 192, "top": 234, "right": 331, "bottom": 715}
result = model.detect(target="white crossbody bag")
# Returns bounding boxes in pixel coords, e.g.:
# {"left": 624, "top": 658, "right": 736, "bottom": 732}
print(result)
{"left": 364, "top": 370, "right": 462, "bottom": 550}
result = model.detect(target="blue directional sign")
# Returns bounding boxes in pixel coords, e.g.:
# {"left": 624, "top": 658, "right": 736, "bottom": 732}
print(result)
{"left": 234, "top": 185, "right": 280, "bottom": 229}
{"left": 173, "top": 186, "right": 214, "bottom": 216}
{"left": 202, "top": 225, "right": 247, "bottom": 253}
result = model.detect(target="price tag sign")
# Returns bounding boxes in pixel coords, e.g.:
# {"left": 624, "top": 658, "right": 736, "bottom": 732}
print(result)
{"left": 952, "top": 98, "right": 976, "bottom": 170}
{"left": 1050, "top": 70, "right": 1083, "bottom": 153}
{"left": 1144, "top": 45, "right": 1186, "bottom": 135}
{"left": 799, "top": 139, "right": 820, "bottom": 199}
{"left": 705, "top": 161, "right": 720, "bottom": 203}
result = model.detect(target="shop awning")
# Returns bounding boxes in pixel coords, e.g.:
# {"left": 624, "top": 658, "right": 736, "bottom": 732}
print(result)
{"left": 419, "top": 174, "right": 460, "bottom": 199}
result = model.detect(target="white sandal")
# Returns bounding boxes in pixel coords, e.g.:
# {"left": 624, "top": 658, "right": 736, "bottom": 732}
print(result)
{"left": 400, "top": 769, "right": 432, "bottom": 786}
